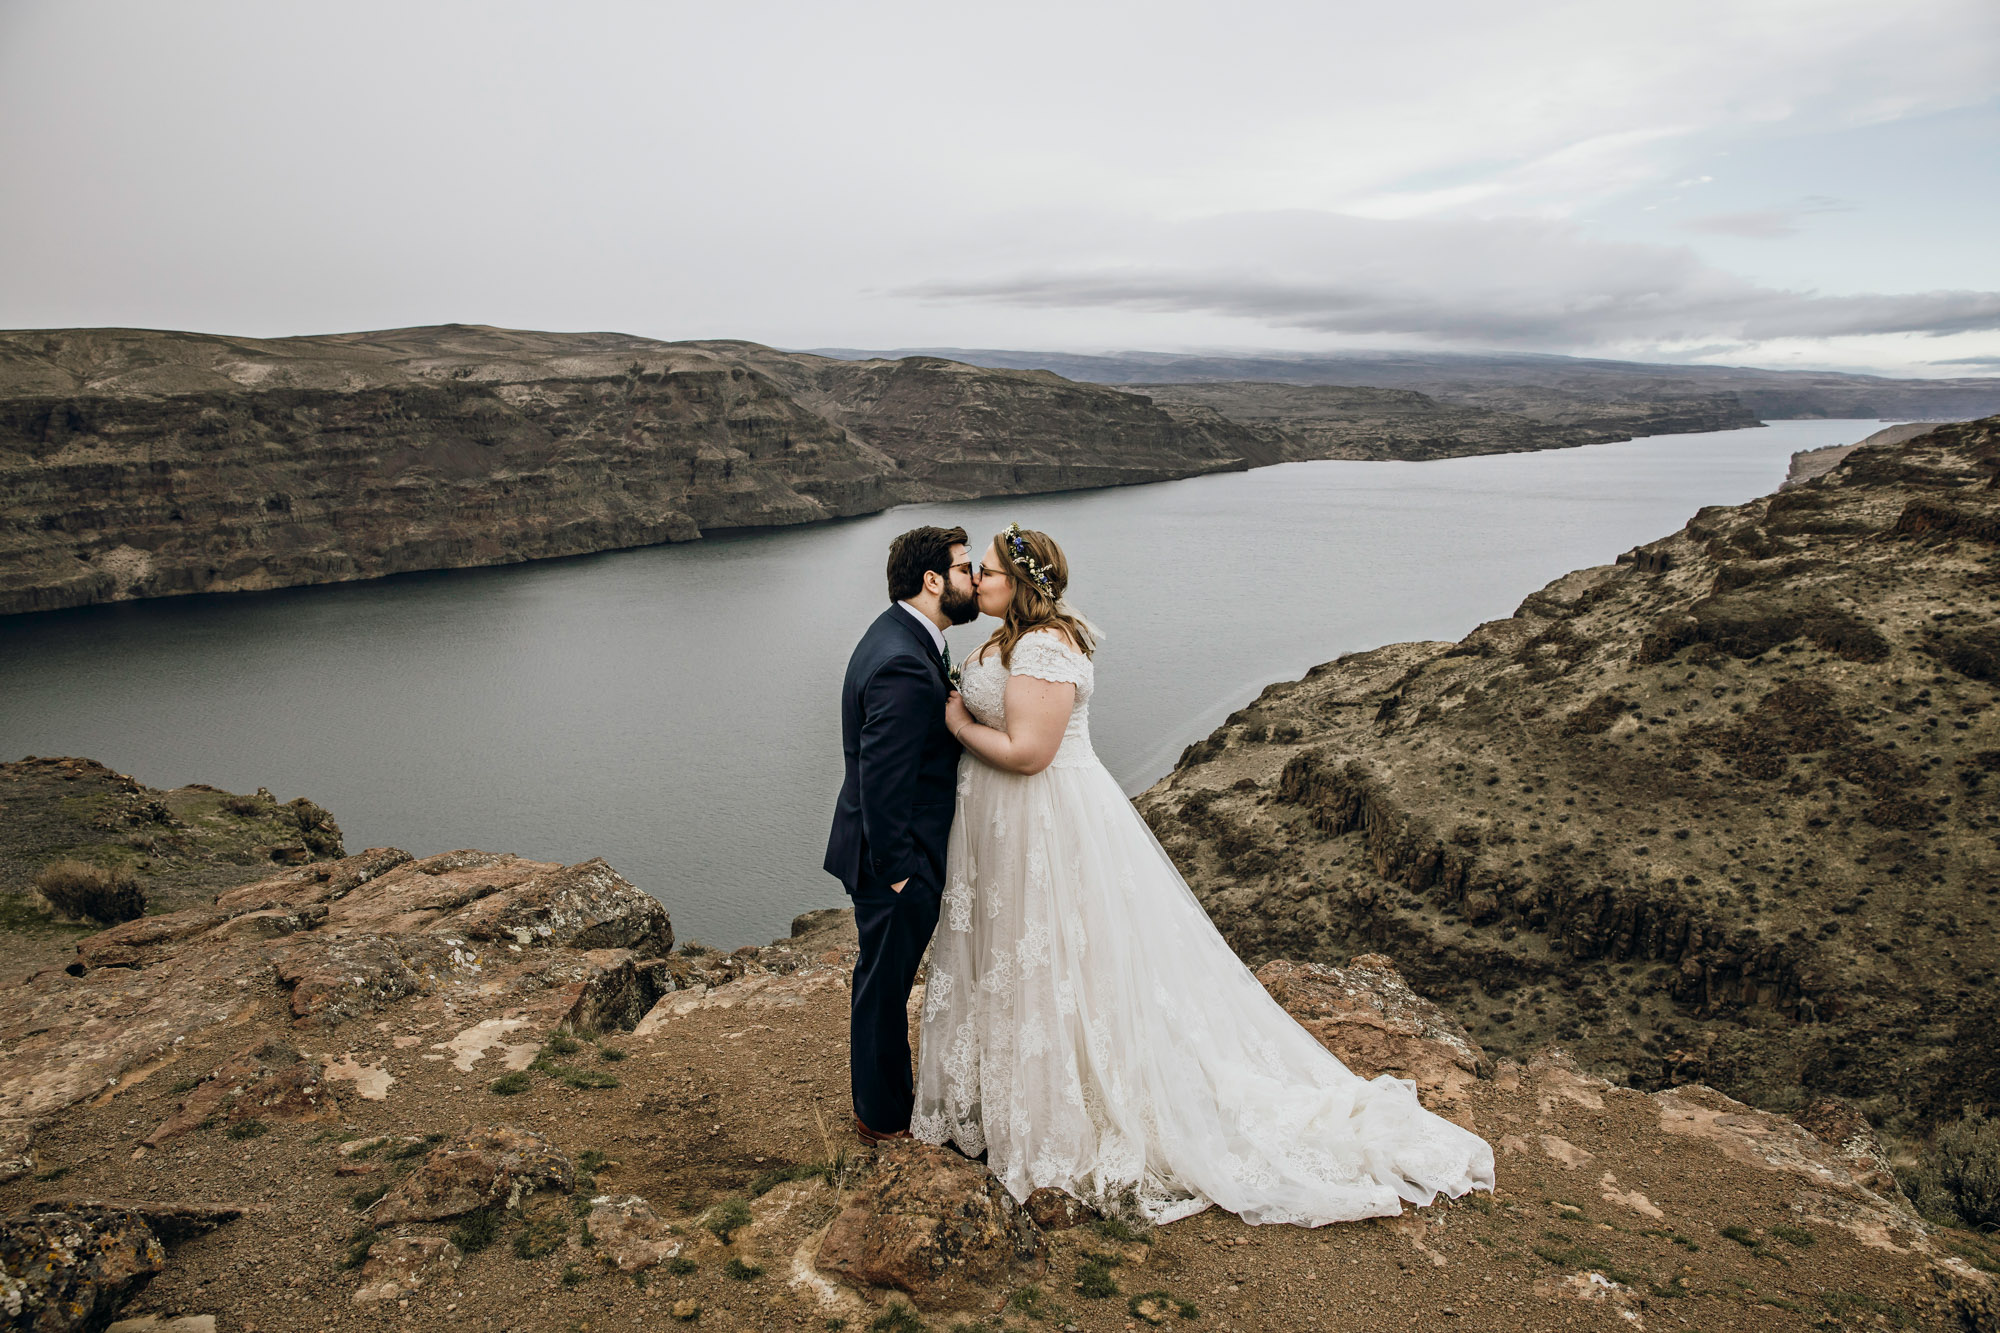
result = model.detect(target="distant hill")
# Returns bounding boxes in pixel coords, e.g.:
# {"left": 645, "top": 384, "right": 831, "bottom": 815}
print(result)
{"left": 809, "top": 346, "right": 2000, "bottom": 424}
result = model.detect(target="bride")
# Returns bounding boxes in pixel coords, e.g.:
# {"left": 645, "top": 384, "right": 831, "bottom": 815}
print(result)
{"left": 912, "top": 523, "right": 1495, "bottom": 1226}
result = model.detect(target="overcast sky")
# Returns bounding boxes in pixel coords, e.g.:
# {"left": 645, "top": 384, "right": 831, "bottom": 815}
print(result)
{"left": 3, "top": 0, "right": 1998, "bottom": 375}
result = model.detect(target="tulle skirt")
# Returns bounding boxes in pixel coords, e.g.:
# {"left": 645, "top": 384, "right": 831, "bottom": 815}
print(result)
{"left": 911, "top": 751, "right": 1495, "bottom": 1225}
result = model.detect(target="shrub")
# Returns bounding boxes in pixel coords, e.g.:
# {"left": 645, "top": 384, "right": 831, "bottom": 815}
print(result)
{"left": 703, "top": 1197, "right": 753, "bottom": 1243}
{"left": 725, "top": 1257, "right": 763, "bottom": 1281}
{"left": 543, "top": 1031, "right": 583, "bottom": 1056}
{"left": 450, "top": 1208, "right": 502, "bottom": 1254}
{"left": 1929, "top": 1111, "right": 2000, "bottom": 1228}
{"left": 1074, "top": 1255, "right": 1119, "bottom": 1298}
{"left": 223, "top": 1118, "right": 269, "bottom": 1140}
{"left": 490, "top": 1071, "right": 531, "bottom": 1095}
{"left": 514, "top": 1213, "right": 567, "bottom": 1258}
{"left": 223, "top": 794, "right": 269, "bottom": 816}
{"left": 668, "top": 1255, "right": 698, "bottom": 1276}
{"left": 342, "top": 1224, "right": 378, "bottom": 1269}
{"left": 560, "top": 1263, "right": 586, "bottom": 1287}
{"left": 35, "top": 859, "right": 145, "bottom": 924}
{"left": 869, "top": 1302, "right": 924, "bottom": 1333}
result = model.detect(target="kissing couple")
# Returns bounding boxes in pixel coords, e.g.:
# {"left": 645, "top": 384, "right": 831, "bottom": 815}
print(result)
{"left": 824, "top": 523, "right": 1494, "bottom": 1226}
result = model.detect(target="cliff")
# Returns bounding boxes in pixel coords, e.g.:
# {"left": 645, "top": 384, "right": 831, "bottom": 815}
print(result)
{"left": 1126, "top": 381, "right": 1636, "bottom": 462}
{"left": 1139, "top": 414, "right": 2000, "bottom": 1141}
{"left": 4, "top": 826, "right": 1994, "bottom": 1331}
{"left": 0, "top": 326, "right": 1266, "bottom": 616}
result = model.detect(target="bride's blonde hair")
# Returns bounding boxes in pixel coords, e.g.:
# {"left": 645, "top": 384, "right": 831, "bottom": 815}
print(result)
{"left": 981, "top": 525, "right": 1096, "bottom": 668}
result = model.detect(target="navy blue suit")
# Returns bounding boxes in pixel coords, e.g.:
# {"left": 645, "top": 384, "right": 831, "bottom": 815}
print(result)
{"left": 824, "top": 605, "right": 961, "bottom": 1133}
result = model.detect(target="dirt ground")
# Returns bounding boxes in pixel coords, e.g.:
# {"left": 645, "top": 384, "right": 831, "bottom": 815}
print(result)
{"left": 6, "top": 920, "right": 1984, "bottom": 1333}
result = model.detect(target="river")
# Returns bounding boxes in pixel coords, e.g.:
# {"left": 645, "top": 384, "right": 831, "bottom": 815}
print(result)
{"left": 0, "top": 419, "right": 1898, "bottom": 946}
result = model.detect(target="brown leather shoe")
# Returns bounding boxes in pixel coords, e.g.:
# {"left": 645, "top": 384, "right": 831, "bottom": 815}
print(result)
{"left": 854, "top": 1116, "right": 912, "bottom": 1145}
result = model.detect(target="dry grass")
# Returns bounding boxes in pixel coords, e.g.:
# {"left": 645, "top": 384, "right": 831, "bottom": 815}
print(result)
{"left": 34, "top": 858, "right": 145, "bottom": 924}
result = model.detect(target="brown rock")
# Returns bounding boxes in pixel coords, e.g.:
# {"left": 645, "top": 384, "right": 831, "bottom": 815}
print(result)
{"left": 0, "top": 1207, "right": 166, "bottom": 1331}
{"left": 815, "top": 1140, "right": 1044, "bottom": 1310}
{"left": 1023, "top": 1187, "right": 1095, "bottom": 1231}
{"left": 585, "top": 1196, "right": 682, "bottom": 1271}
{"left": 1797, "top": 1097, "right": 1906, "bottom": 1202}
{"left": 1256, "top": 955, "right": 1489, "bottom": 1099}
{"left": 143, "top": 1041, "right": 338, "bottom": 1147}
{"left": 0, "top": 1120, "right": 31, "bottom": 1185}
{"left": 26, "top": 1198, "right": 246, "bottom": 1244}
{"left": 351, "top": 1235, "right": 461, "bottom": 1306}
{"left": 371, "top": 1125, "right": 574, "bottom": 1223}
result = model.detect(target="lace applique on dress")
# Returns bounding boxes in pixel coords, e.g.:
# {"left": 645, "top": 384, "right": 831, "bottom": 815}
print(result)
{"left": 912, "top": 624, "right": 1495, "bottom": 1225}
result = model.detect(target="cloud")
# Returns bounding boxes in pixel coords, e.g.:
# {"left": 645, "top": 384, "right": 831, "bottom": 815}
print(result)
{"left": 1679, "top": 196, "right": 1858, "bottom": 240}
{"left": 1681, "top": 211, "right": 1808, "bottom": 239}
{"left": 1931, "top": 354, "right": 2000, "bottom": 367}
{"left": 901, "top": 212, "right": 2000, "bottom": 350}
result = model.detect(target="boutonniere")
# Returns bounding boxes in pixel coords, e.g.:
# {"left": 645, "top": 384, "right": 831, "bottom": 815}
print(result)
{"left": 948, "top": 663, "right": 962, "bottom": 689}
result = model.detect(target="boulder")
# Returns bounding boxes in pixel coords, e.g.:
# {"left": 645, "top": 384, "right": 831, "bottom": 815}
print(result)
{"left": 584, "top": 1196, "right": 682, "bottom": 1271}
{"left": 26, "top": 1199, "right": 245, "bottom": 1245}
{"left": 371, "top": 1125, "right": 574, "bottom": 1223}
{"left": 0, "top": 1207, "right": 165, "bottom": 1331}
{"left": 1023, "top": 1187, "right": 1094, "bottom": 1232}
{"left": 815, "top": 1140, "right": 1044, "bottom": 1310}
{"left": 1256, "top": 955, "right": 1489, "bottom": 1099}
{"left": 351, "top": 1236, "right": 461, "bottom": 1306}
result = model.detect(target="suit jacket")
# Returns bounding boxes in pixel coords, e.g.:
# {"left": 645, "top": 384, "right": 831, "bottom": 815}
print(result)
{"left": 824, "top": 605, "right": 963, "bottom": 896}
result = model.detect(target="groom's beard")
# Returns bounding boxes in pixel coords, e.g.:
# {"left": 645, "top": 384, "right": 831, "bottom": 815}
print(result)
{"left": 940, "top": 581, "right": 980, "bottom": 626}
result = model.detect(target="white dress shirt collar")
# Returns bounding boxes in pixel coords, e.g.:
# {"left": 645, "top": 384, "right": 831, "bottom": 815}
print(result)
{"left": 896, "top": 600, "right": 946, "bottom": 655}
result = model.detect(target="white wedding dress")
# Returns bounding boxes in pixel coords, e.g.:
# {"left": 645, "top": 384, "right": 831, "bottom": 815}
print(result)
{"left": 912, "top": 629, "right": 1495, "bottom": 1225}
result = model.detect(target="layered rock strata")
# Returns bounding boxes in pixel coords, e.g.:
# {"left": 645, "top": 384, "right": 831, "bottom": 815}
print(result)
{"left": 0, "top": 325, "right": 1268, "bottom": 615}
{"left": 1138, "top": 415, "right": 2000, "bottom": 1136}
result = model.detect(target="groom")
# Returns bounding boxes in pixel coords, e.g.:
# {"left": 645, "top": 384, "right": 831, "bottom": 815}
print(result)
{"left": 824, "top": 525, "right": 980, "bottom": 1143}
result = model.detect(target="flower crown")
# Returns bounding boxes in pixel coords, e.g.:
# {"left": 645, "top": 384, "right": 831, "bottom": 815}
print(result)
{"left": 1003, "top": 522, "right": 1056, "bottom": 596}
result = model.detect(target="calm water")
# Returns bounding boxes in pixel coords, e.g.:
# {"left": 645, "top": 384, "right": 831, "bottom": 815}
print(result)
{"left": 0, "top": 419, "right": 1894, "bottom": 946}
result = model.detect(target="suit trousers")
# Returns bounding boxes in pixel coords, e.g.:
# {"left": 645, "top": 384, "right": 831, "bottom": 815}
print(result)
{"left": 848, "top": 875, "right": 941, "bottom": 1134}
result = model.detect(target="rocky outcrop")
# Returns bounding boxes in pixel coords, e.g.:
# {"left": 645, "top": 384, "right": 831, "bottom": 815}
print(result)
{"left": 0, "top": 1207, "right": 165, "bottom": 1332}
{"left": 1784, "top": 422, "right": 1945, "bottom": 489}
{"left": 1, "top": 853, "right": 1991, "bottom": 1330}
{"left": 0, "top": 845, "right": 670, "bottom": 1135}
{"left": 370, "top": 1126, "right": 575, "bottom": 1224}
{"left": 1125, "top": 380, "right": 1719, "bottom": 462}
{"left": 1139, "top": 415, "right": 2000, "bottom": 1136}
{"left": 814, "top": 1140, "right": 1046, "bottom": 1310}
{"left": 0, "top": 325, "right": 1273, "bottom": 616}
{"left": 1257, "top": 954, "right": 1489, "bottom": 1100}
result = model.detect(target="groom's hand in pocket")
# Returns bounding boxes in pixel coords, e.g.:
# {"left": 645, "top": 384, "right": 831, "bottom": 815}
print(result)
{"left": 891, "top": 879, "right": 908, "bottom": 893}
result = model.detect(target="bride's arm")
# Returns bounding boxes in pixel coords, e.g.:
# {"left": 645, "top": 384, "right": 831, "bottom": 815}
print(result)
{"left": 947, "top": 676, "right": 1075, "bottom": 776}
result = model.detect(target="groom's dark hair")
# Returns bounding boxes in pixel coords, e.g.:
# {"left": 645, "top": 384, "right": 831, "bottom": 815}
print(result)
{"left": 886, "top": 525, "right": 968, "bottom": 602}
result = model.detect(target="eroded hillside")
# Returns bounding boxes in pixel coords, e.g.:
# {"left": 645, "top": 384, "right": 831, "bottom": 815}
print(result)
{"left": 1139, "top": 417, "right": 2000, "bottom": 1137}
{"left": 0, "top": 326, "right": 1266, "bottom": 615}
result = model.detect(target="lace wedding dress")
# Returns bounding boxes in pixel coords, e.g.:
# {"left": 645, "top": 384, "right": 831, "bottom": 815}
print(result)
{"left": 912, "top": 629, "right": 1495, "bottom": 1225}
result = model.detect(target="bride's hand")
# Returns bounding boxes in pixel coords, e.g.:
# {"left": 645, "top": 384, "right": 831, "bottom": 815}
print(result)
{"left": 945, "top": 691, "right": 972, "bottom": 738}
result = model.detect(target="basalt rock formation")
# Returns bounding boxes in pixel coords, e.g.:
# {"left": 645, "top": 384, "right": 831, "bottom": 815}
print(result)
{"left": 1124, "top": 381, "right": 1631, "bottom": 462}
{"left": 1138, "top": 415, "right": 2000, "bottom": 1138}
{"left": 0, "top": 325, "right": 1269, "bottom": 616}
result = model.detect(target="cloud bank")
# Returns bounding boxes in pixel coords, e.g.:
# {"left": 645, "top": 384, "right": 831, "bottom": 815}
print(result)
{"left": 902, "top": 213, "right": 2000, "bottom": 351}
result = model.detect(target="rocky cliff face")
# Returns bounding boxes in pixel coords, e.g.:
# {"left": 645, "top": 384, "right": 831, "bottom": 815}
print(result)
{"left": 1125, "top": 381, "right": 1636, "bottom": 462}
{"left": 0, "top": 326, "right": 1269, "bottom": 616}
{"left": 1139, "top": 415, "right": 2000, "bottom": 1138}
